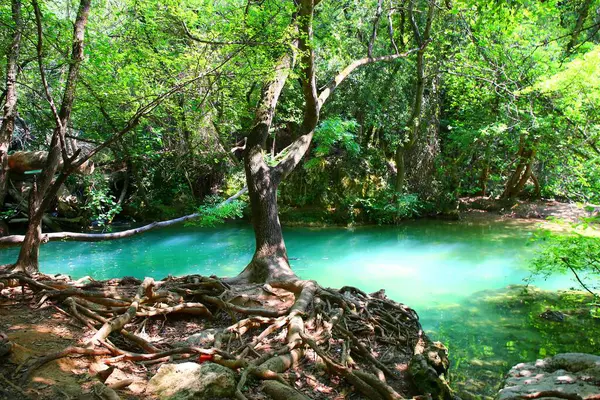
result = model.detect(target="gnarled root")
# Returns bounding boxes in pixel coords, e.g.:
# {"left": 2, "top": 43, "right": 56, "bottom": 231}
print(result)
{"left": 0, "top": 272, "right": 450, "bottom": 399}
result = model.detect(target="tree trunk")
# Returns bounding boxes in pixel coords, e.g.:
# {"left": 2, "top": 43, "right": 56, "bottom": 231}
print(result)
{"left": 234, "top": 0, "right": 417, "bottom": 283}
{"left": 394, "top": 0, "right": 434, "bottom": 195}
{"left": 13, "top": 182, "right": 43, "bottom": 274}
{"left": 502, "top": 133, "right": 537, "bottom": 199}
{"left": 0, "top": 0, "right": 23, "bottom": 206}
{"left": 234, "top": 49, "right": 297, "bottom": 283}
{"left": 12, "top": 0, "right": 91, "bottom": 274}
{"left": 394, "top": 147, "right": 405, "bottom": 193}
{"left": 238, "top": 165, "right": 293, "bottom": 283}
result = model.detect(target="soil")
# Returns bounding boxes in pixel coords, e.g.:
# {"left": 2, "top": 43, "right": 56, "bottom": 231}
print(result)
{"left": 459, "top": 197, "right": 596, "bottom": 222}
{"left": 0, "top": 295, "right": 150, "bottom": 399}
{"left": 0, "top": 274, "right": 438, "bottom": 400}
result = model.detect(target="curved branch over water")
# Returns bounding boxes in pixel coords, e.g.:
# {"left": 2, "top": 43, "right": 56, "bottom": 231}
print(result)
{"left": 0, "top": 187, "right": 247, "bottom": 248}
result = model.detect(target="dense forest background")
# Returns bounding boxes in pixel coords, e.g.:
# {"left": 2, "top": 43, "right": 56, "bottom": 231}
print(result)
{"left": 1, "top": 0, "right": 599, "bottom": 230}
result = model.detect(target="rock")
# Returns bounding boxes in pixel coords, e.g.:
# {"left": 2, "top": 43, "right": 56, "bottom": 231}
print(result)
{"left": 146, "top": 362, "right": 236, "bottom": 400}
{"left": 57, "top": 184, "right": 79, "bottom": 217}
{"left": 539, "top": 309, "right": 566, "bottom": 322}
{"left": 0, "top": 332, "right": 12, "bottom": 357}
{"left": 496, "top": 353, "right": 600, "bottom": 400}
{"left": 409, "top": 339, "right": 458, "bottom": 400}
{"left": 184, "top": 328, "right": 220, "bottom": 347}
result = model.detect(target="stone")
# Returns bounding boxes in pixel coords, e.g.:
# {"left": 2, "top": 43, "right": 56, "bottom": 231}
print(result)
{"left": 409, "top": 340, "right": 458, "bottom": 400}
{"left": 496, "top": 353, "right": 600, "bottom": 400}
{"left": 539, "top": 309, "right": 566, "bottom": 322}
{"left": 184, "top": 328, "right": 220, "bottom": 347}
{"left": 146, "top": 362, "right": 236, "bottom": 400}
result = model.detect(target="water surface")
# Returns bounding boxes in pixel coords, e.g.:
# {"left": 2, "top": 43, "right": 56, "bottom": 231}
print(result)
{"left": 1, "top": 220, "right": 589, "bottom": 397}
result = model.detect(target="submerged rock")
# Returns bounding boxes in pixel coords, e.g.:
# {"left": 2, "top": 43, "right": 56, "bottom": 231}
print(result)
{"left": 497, "top": 353, "right": 600, "bottom": 400}
{"left": 539, "top": 309, "right": 566, "bottom": 322}
{"left": 409, "top": 338, "right": 458, "bottom": 399}
{"left": 146, "top": 362, "right": 236, "bottom": 399}
{"left": 0, "top": 332, "right": 12, "bottom": 357}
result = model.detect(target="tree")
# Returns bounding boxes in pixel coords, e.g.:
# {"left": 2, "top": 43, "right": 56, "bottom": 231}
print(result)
{"left": 13, "top": 0, "right": 92, "bottom": 273}
{"left": 235, "top": 0, "right": 421, "bottom": 283}
{"left": 394, "top": 0, "right": 435, "bottom": 193}
{"left": 0, "top": 0, "right": 23, "bottom": 206}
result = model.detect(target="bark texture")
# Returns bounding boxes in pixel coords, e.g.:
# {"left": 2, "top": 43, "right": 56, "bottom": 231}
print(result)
{"left": 0, "top": 0, "right": 23, "bottom": 206}
{"left": 13, "top": 0, "right": 92, "bottom": 274}
{"left": 238, "top": 0, "right": 417, "bottom": 283}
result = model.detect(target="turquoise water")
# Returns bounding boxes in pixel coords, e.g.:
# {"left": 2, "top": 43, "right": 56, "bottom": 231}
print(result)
{"left": 1, "top": 220, "right": 587, "bottom": 397}
{"left": 0, "top": 220, "right": 571, "bottom": 310}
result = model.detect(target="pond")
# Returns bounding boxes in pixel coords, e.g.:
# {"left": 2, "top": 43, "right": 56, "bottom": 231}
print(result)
{"left": 1, "top": 219, "right": 595, "bottom": 397}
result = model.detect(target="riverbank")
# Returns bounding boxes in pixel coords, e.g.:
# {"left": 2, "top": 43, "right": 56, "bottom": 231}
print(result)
{"left": 427, "top": 285, "right": 600, "bottom": 399}
{"left": 1, "top": 218, "right": 596, "bottom": 399}
{"left": 279, "top": 197, "right": 599, "bottom": 230}
{"left": 0, "top": 272, "right": 452, "bottom": 400}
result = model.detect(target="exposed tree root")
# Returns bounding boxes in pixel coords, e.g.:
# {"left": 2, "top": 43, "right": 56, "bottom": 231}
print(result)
{"left": 0, "top": 272, "right": 456, "bottom": 399}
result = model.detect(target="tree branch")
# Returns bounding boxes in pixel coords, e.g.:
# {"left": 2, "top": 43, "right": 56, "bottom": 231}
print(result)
{"left": 317, "top": 48, "right": 418, "bottom": 107}
{"left": 368, "top": 0, "right": 385, "bottom": 58}
{"left": 0, "top": 187, "right": 247, "bottom": 248}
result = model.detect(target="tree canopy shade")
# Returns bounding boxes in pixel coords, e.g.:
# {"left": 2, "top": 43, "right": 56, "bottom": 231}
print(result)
{"left": 0, "top": 0, "right": 598, "bottom": 275}
{"left": 1, "top": 1, "right": 600, "bottom": 399}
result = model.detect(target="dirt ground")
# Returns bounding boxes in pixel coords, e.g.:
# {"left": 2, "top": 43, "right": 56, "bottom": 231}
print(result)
{"left": 1, "top": 296, "right": 155, "bottom": 399}
{"left": 459, "top": 197, "right": 597, "bottom": 222}
{"left": 0, "top": 275, "right": 431, "bottom": 400}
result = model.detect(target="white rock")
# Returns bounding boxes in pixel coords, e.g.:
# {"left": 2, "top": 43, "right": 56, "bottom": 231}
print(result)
{"left": 496, "top": 353, "right": 600, "bottom": 400}
{"left": 146, "top": 362, "right": 236, "bottom": 400}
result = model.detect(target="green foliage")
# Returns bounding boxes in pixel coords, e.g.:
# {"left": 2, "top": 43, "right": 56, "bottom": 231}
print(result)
{"left": 194, "top": 195, "right": 245, "bottom": 228}
{"left": 0, "top": 209, "right": 17, "bottom": 221}
{"left": 82, "top": 173, "right": 122, "bottom": 227}
{"left": 4, "top": 0, "right": 600, "bottom": 228}
{"left": 310, "top": 118, "right": 360, "bottom": 158}
{"left": 530, "top": 231, "right": 600, "bottom": 302}
{"left": 358, "top": 192, "right": 424, "bottom": 224}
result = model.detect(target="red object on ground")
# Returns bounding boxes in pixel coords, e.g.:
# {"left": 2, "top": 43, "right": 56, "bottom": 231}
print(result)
{"left": 198, "top": 354, "right": 213, "bottom": 363}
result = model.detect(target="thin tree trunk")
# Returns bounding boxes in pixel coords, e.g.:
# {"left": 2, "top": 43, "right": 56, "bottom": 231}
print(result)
{"left": 235, "top": 0, "right": 418, "bottom": 283}
{"left": 566, "top": 0, "right": 593, "bottom": 53}
{"left": 14, "top": 0, "right": 92, "bottom": 273}
{"left": 394, "top": 147, "right": 405, "bottom": 193}
{"left": 394, "top": 0, "right": 434, "bottom": 194}
{"left": 0, "top": 0, "right": 23, "bottom": 206}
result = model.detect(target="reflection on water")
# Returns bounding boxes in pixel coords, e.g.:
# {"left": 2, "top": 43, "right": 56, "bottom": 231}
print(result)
{"left": 0, "top": 219, "right": 585, "bottom": 397}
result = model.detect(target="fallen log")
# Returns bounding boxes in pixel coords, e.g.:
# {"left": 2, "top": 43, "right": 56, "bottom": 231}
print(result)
{"left": 8, "top": 151, "right": 94, "bottom": 175}
{"left": 0, "top": 187, "right": 247, "bottom": 248}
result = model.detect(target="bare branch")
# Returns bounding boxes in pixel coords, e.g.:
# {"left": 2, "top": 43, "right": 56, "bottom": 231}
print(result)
{"left": 32, "top": 0, "right": 62, "bottom": 130}
{"left": 317, "top": 48, "right": 419, "bottom": 107}
{"left": 368, "top": 0, "right": 385, "bottom": 58}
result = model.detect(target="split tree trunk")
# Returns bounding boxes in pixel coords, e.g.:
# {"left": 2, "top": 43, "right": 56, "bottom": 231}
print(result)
{"left": 394, "top": 0, "right": 434, "bottom": 194}
{"left": 0, "top": 0, "right": 23, "bottom": 206}
{"left": 236, "top": 0, "right": 417, "bottom": 283}
{"left": 501, "top": 134, "right": 537, "bottom": 200}
{"left": 13, "top": 0, "right": 91, "bottom": 274}
{"left": 235, "top": 49, "right": 297, "bottom": 284}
